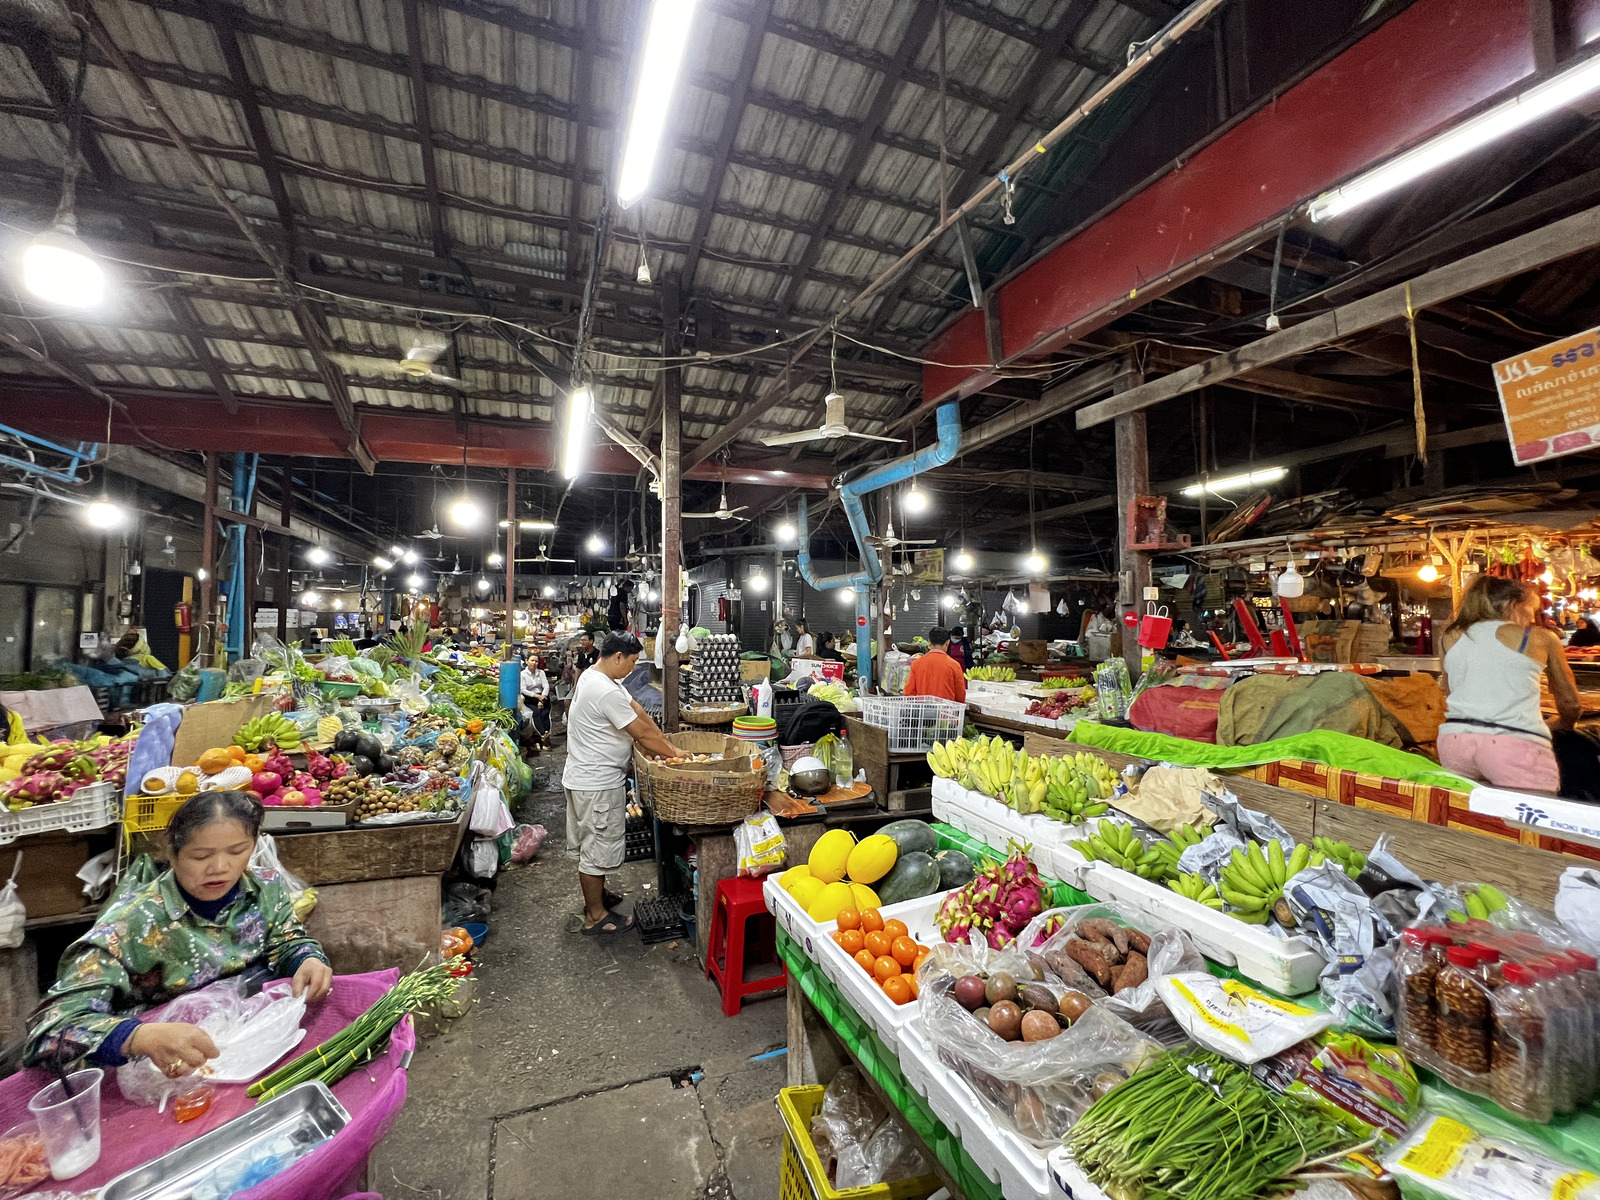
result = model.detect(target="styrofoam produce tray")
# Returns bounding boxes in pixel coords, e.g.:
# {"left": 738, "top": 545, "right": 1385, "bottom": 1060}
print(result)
{"left": 1080, "top": 860, "right": 1324, "bottom": 995}
{"left": 811, "top": 888, "right": 952, "bottom": 1056}
{"left": 931, "top": 779, "right": 1096, "bottom": 887}
{"left": 899, "top": 1021, "right": 1051, "bottom": 1200}
{"left": 763, "top": 876, "right": 826, "bottom": 964}
{"left": 1047, "top": 1147, "right": 1113, "bottom": 1200}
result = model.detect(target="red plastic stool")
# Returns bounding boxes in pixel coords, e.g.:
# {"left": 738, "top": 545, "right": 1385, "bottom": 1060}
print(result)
{"left": 705, "top": 876, "right": 787, "bottom": 1016}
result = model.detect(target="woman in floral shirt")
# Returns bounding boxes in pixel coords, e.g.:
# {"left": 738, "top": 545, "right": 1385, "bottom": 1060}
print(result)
{"left": 26, "top": 791, "right": 332, "bottom": 1072}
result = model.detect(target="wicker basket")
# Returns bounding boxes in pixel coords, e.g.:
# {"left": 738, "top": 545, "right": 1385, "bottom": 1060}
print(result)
{"left": 636, "top": 733, "right": 764, "bottom": 825}
{"left": 680, "top": 701, "right": 747, "bottom": 726}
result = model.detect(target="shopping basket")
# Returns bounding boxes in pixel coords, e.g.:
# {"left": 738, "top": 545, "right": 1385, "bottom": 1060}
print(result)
{"left": 777, "top": 1085, "right": 939, "bottom": 1200}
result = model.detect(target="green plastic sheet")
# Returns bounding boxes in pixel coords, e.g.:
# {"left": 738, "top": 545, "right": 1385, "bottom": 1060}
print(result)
{"left": 1066, "top": 721, "right": 1474, "bottom": 791}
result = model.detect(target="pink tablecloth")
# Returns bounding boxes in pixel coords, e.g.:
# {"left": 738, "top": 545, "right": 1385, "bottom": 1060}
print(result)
{"left": 0, "top": 971, "right": 413, "bottom": 1200}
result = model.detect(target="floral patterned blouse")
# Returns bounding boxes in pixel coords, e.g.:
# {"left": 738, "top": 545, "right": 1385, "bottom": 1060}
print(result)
{"left": 24, "top": 867, "right": 327, "bottom": 1067}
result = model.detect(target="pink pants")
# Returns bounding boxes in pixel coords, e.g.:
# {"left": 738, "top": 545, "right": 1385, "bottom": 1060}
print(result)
{"left": 1437, "top": 732, "right": 1560, "bottom": 792}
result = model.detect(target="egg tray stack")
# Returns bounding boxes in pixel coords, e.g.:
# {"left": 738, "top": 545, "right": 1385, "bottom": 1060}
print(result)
{"left": 688, "top": 633, "right": 744, "bottom": 704}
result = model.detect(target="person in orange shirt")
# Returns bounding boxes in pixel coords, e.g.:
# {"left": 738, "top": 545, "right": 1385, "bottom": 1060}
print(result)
{"left": 904, "top": 627, "right": 967, "bottom": 702}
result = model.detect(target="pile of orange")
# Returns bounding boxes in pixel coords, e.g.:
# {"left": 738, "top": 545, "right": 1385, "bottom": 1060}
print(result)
{"left": 829, "top": 907, "right": 931, "bottom": 1007}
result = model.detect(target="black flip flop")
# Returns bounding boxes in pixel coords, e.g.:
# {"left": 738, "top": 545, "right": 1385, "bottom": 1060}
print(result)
{"left": 581, "top": 907, "right": 634, "bottom": 936}
{"left": 603, "top": 887, "right": 625, "bottom": 910}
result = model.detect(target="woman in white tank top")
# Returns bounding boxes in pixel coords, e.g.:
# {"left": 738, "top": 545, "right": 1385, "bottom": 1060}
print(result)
{"left": 1438, "top": 576, "right": 1581, "bottom": 794}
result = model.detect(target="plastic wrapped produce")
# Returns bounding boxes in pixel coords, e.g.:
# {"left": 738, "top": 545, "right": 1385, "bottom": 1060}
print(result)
{"left": 1386, "top": 1113, "right": 1600, "bottom": 1200}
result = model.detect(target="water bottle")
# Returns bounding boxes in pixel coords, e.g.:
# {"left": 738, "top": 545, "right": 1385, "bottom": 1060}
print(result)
{"left": 834, "top": 730, "right": 853, "bottom": 788}
{"left": 754, "top": 676, "right": 773, "bottom": 718}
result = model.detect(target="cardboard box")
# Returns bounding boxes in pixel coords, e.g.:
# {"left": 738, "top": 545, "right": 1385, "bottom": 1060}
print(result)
{"left": 1016, "top": 640, "right": 1047, "bottom": 664}
{"left": 169, "top": 694, "right": 276, "bottom": 767}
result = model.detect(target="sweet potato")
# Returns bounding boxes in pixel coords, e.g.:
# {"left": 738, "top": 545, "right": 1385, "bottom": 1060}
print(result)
{"left": 1064, "top": 936, "right": 1116, "bottom": 988}
{"left": 1041, "top": 948, "right": 1107, "bottom": 999}
{"left": 1076, "top": 918, "right": 1130, "bottom": 956}
{"left": 1125, "top": 929, "right": 1151, "bottom": 956}
{"left": 1112, "top": 951, "right": 1148, "bottom": 994}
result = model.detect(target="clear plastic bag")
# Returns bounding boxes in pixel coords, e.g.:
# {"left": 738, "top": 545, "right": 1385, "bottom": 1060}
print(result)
{"left": 117, "top": 978, "right": 307, "bottom": 1107}
{"left": 316, "top": 655, "right": 354, "bottom": 681}
{"left": 0, "top": 856, "right": 24, "bottom": 951}
{"left": 169, "top": 660, "right": 201, "bottom": 702}
{"left": 250, "top": 836, "right": 314, "bottom": 922}
{"left": 734, "top": 814, "right": 786, "bottom": 877}
{"left": 809, "top": 1068, "right": 929, "bottom": 1190}
{"left": 509, "top": 823, "right": 547, "bottom": 864}
{"left": 1156, "top": 971, "right": 1334, "bottom": 1063}
{"left": 917, "top": 940, "right": 1163, "bottom": 1145}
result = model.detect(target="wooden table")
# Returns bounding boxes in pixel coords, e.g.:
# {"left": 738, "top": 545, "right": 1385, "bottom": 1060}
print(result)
{"left": 844, "top": 716, "right": 935, "bottom": 811}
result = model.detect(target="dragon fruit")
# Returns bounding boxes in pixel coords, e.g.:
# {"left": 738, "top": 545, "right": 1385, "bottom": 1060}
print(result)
{"left": 1002, "top": 884, "right": 1046, "bottom": 934}
{"left": 987, "top": 925, "right": 1016, "bottom": 951}
{"left": 264, "top": 753, "right": 295, "bottom": 780}
{"left": 305, "top": 751, "right": 334, "bottom": 782}
{"left": 61, "top": 755, "right": 101, "bottom": 781}
{"left": 291, "top": 771, "right": 317, "bottom": 792}
{"left": 1031, "top": 912, "right": 1067, "bottom": 948}
{"left": 20, "top": 745, "right": 75, "bottom": 775}
{"left": 0, "top": 777, "right": 31, "bottom": 809}
{"left": 54, "top": 781, "right": 83, "bottom": 803}
{"left": 17, "top": 771, "right": 64, "bottom": 803}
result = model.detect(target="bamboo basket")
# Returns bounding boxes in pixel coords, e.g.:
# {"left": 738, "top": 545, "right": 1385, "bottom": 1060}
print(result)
{"left": 680, "top": 701, "right": 747, "bottom": 726}
{"left": 635, "top": 733, "right": 764, "bottom": 825}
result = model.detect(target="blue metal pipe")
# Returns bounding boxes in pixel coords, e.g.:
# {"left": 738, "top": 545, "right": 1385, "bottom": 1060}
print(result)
{"left": 795, "top": 402, "right": 961, "bottom": 687}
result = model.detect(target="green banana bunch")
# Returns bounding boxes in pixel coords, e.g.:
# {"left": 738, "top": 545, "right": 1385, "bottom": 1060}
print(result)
{"left": 1166, "top": 823, "right": 1207, "bottom": 850}
{"left": 1311, "top": 836, "right": 1367, "bottom": 879}
{"left": 966, "top": 665, "right": 1016, "bottom": 682}
{"left": 1169, "top": 871, "right": 1224, "bottom": 909}
{"left": 232, "top": 711, "right": 303, "bottom": 752}
{"left": 1458, "top": 883, "right": 1510, "bottom": 921}
{"left": 1219, "top": 840, "right": 1311, "bottom": 923}
{"left": 1072, "top": 820, "right": 1170, "bottom": 880}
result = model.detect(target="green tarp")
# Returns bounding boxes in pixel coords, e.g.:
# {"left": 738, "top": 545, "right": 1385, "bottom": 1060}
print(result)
{"left": 1066, "top": 721, "right": 1475, "bottom": 791}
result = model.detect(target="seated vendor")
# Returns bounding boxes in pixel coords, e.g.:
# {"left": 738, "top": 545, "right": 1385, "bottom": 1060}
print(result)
{"left": 25, "top": 791, "right": 332, "bottom": 1073}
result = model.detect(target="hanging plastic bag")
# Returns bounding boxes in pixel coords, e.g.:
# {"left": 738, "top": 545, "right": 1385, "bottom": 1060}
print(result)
{"left": 469, "top": 768, "right": 513, "bottom": 838}
{"left": 75, "top": 849, "right": 117, "bottom": 903}
{"left": 734, "top": 813, "right": 786, "bottom": 877}
{"left": 465, "top": 836, "right": 500, "bottom": 879}
{"left": 250, "top": 835, "right": 316, "bottom": 922}
{"left": 0, "top": 855, "right": 24, "bottom": 950}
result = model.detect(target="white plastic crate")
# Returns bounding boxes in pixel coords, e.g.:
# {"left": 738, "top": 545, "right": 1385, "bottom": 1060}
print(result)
{"left": 899, "top": 1022, "right": 1052, "bottom": 1199}
{"left": 763, "top": 876, "right": 826, "bottom": 963}
{"left": 856, "top": 696, "right": 966, "bottom": 752}
{"left": 812, "top": 888, "right": 951, "bottom": 1055}
{"left": 0, "top": 781, "right": 119, "bottom": 847}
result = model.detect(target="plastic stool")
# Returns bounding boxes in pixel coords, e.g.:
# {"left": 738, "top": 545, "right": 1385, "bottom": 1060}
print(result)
{"left": 705, "top": 876, "right": 787, "bottom": 1016}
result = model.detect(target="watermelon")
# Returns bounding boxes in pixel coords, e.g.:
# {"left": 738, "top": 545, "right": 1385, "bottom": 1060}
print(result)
{"left": 935, "top": 848, "right": 975, "bottom": 890}
{"left": 877, "top": 818, "right": 937, "bottom": 859}
{"left": 876, "top": 850, "right": 941, "bottom": 906}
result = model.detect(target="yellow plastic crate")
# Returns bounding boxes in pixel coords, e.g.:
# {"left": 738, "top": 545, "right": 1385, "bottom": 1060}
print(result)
{"left": 777, "top": 1086, "right": 939, "bottom": 1200}
{"left": 122, "top": 794, "right": 187, "bottom": 835}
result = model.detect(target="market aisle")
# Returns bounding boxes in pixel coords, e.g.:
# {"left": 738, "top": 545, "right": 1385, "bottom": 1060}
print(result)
{"left": 374, "top": 749, "right": 788, "bottom": 1200}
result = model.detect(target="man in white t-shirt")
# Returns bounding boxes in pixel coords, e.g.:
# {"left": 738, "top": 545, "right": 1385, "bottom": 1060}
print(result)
{"left": 562, "top": 631, "right": 677, "bottom": 934}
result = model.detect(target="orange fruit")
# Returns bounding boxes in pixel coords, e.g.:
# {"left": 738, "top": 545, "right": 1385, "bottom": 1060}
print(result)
{"left": 891, "top": 936, "right": 919, "bottom": 967}
{"left": 839, "top": 929, "right": 865, "bottom": 955}
{"left": 905, "top": 973, "right": 920, "bottom": 999}
{"left": 881, "top": 976, "right": 913, "bottom": 1006}
{"left": 854, "top": 949, "right": 877, "bottom": 974}
{"left": 860, "top": 909, "right": 884, "bottom": 934}
{"left": 864, "top": 931, "right": 892, "bottom": 959}
{"left": 883, "top": 918, "right": 909, "bottom": 941}
{"left": 835, "top": 908, "right": 861, "bottom": 932}
{"left": 873, "top": 955, "right": 902, "bottom": 981}
{"left": 830, "top": 931, "right": 844, "bottom": 945}
{"left": 912, "top": 950, "right": 930, "bottom": 973}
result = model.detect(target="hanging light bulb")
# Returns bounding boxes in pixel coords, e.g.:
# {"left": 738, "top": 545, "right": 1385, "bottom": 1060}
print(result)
{"left": 449, "top": 497, "right": 484, "bottom": 527}
{"left": 1540, "top": 568, "right": 1555, "bottom": 585}
{"left": 749, "top": 573, "right": 767, "bottom": 592}
{"left": 331, "top": 597, "right": 344, "bottom": 610}
{"left": 300, "top": 589, "right": 320, "bottom": 606}
{"left": 1276, "top": 559, "right": 1305, "bottom": 597}
{"left": 476, "top": 576, "right": 491, "bottom": 592}
{"left": 1417, "top": 563, "right": 1439, "bottom": 583}
{"left": 23, "top": 223, "right": 106, "bottom": 309}
{"left": 647, "top": 588, "right": 659, "bottom": 601}
{"left": 675, "top": 629, "right": 690, "bottom": 654}
{"left": 487, "top": 551, "right": 504, "bottom": 567}
{"left": 904, "top": 484, "right": 929, "bottom": 514}
{"left": 306, "top": 546, "right": 330, "bottom": 566}
{"left": 406, "top": 573, "right": 424, "bottom": 589}
{"left": 390, "top": 544, "right": 405, "bottom": 556}
{"left": 586, "top": 532, "right": 605, "bottom": 554}
{"left": 954, "top": 551, "right": 973, "bottom": 573}
{"left": 84, "top": 499, "right": 124, "bottom": 530}
{"left": 372, "top": 555, "right": 393, "bottom": 571}
{"left": 1023, "top": 551, "right": 1046, "bottom": 574}
{"left": 777, "top": 521, "right": 796, "bottom": 544}
{"left": 543, "top": 585, "right": 555, "bottom": 598}
{"left": 196, "top": 567, "right": 208, "bottom": 582}
{"left": 401, "top": 548, "right": 419, "bottom": 564}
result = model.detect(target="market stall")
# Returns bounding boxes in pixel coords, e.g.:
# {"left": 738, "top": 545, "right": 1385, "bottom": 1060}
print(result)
{"left": 763, "top": 733, "right": 1600, "bottom": 1200}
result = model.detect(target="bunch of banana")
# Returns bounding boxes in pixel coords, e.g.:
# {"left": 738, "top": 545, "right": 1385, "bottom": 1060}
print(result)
{"left": 1007, "top": 750, "right": 1050, "bottom": 814}
{"left": 1219, "top": 840, "right": 1309, "bottom": 924}
{"left": 1070, "top": 821, "right": 1170, "bottom": 880}
{"left": 1166, "top": 823, "right": 1207, "bottom": 851}
{"left": 965, "top": 735, "right": 1020, "bottom": 800}
{"left": 1309, "top": 836, "right": 1366, "bottom": 879}
{"left": 1169, "top": 871, "right": 1224, "bottom": 910}
{"left": 232, "top": 712, "right": 303, "bottom": 752}
{"left": 1447, "top": 883, "right": 1509, "bottom": 923}
{"left": 966, "top": 665, "right": 1016, "bottom": 682}
{"left": 927, "top": 738, "right": 974, "bottom": 779}
{"left": 1041, "top": 754, "right": 1111, "bottom": 823}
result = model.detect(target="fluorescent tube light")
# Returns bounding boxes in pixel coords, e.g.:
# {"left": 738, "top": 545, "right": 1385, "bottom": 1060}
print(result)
{"left": 1180, "top": 467, "right": 1286, "bottom": 498}
{"left": 562, "top": 387, "right": 592, "bottom": 480}
{"left": 1309, "top": 53, "right": 1600, "bottom": 222}
{"left": 616, "top": 0, "right": 698, "bottom": 208}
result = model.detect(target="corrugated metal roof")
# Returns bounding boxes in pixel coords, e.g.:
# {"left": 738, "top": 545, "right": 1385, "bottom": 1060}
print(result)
{"left": 0, "top": 0, "right": 1171, "bottom": 456}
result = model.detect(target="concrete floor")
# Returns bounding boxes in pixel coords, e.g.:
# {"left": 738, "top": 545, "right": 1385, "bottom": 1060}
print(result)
{"left": 373, "top": 750, "right": 789, "bottom": 1200}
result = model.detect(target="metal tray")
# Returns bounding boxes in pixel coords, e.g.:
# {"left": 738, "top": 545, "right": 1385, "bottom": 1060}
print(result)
{"left": 99, "top": 1082, "right": 349, "bottom": 1200}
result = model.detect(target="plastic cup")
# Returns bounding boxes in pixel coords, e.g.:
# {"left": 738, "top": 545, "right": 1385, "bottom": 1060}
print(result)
{"left": 27, "top": 1068, "right": 103, "bottom": 1180}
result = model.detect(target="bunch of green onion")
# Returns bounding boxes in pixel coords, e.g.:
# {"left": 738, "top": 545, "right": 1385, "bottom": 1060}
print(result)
{"left": 248, "top": 962, "right": 461, "bottom": 1103}
{"left": 1064, "top": 1048, "right": 1354, "bottom": 1200}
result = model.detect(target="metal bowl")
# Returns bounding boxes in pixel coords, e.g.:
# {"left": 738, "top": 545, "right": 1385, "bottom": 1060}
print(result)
{"left": 789, "top": 756, "right": 833, "bottom": 796}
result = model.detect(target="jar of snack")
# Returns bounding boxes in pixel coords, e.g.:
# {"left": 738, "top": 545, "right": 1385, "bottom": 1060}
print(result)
{"left": 1490, "top": 962, "right": 1551, "bottom": 1123}
{"left": 1397, "top": 928, "right": 1447, "bottom": 1063}
{"left": 1468, "top": 942, "right": 1505, "bottom": 989}
{"left": 1435, "top": 945, "right": 1492, "bottom": 1087}
{"left": 1529, "top": 959, "right": 1578, "bottom": 1115}
{"left": 1562, "top": 949, "right": 1600, "bottom": 1105}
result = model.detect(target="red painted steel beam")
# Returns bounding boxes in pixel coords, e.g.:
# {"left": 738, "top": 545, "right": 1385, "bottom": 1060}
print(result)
{"left": 920, "top": 0, "right": 1539, "bottom": 403}
{"left": 0, "top": 385, "right": 833, "bottom": 489}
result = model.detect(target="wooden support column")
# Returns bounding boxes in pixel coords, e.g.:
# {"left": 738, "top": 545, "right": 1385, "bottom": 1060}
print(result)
{"left": 661, "top": 285, "right": 683, "bottom": 732}
{"left": 1115, "top": 401, "right": 1151, "bottom": 679}
{"left": 504, "top": 468, "right": 517, "bottom": 655}
{"left": 199, "top": 452, "right": 218, "bottom": 667}
{"left": 277, "top": 463, "right": 291, "bottom": 643}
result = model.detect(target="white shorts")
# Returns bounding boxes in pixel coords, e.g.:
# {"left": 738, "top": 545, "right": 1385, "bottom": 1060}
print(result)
{"left": 564, "top": 785, "right": 626, "bottom": 874}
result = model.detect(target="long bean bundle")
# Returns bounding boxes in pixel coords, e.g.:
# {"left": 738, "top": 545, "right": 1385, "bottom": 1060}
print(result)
{"left": 1064, "top": 1048, "right": 1352, "bottom": 1200}
{"left": 248, "top": 963, "right": 461, "bottom": 1102}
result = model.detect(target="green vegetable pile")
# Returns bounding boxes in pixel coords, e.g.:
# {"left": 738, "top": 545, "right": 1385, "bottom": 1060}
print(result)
{"left": 429, "top": 672, "right": 515, "bottom": 729}
{"left": 1065, "top": 1047, "right": 1357, "bottom": 1200}
{"left": 249, "top": 961, "right": 461, "bottom": 1102}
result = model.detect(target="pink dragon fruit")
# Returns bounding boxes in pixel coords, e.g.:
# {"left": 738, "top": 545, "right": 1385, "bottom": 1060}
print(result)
{"left": 264, "top": 753, "right": 295, "bottom": 780}
{"left": 306, "top": 752, "right": 334, "bottom": 782}
{"left": 0, "top": 778, "right": 31, "bottom": 809}
{"left": 20, "top": 745, "right": 74, "bottom": 775}
{"left": 331, "top": 759, "right": 350, "bottom": 778}
{"left": 54, "top": 781, "right": 82, "bottom": 803}
{"left": 18, "top": 771, "right": 64, "bottom": 803}
{"left": 102, "top": 764, "right": 127, "bottom": 787}
{"left": 291, "top": 771, "right": 316, "bottom": 791}
{"left": 1031, "top": 913, "right": 1067, "bottom": 948}
{"left": 987, "top": 925, "right": 1016, "bottom": 951}
{"left": 61, "top": 755, "right": 101, "bottom": 781}
{"left": 1001, "top": 885, "right": 1046, "bottom": 934}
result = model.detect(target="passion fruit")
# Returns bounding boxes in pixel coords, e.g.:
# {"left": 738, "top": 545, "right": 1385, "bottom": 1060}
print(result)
{"left": 953, "top": 974, "right": 988, "bottom": 1012}
{"left": 1020, "top": 1010, "right": 1062, "bottom": 1042}
{"left": 984, "top": 971, "right": 1019, "bottom": 1005}
{"left": 1059, "top": 991, "right": 1092, "bottom": 1022}
{"left": 987, "top": 1000, "right": 1024, "bottom": 1041}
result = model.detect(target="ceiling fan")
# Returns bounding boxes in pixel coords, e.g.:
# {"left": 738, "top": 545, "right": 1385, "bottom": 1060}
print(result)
{"left": 865, "top": 518, "right": 935, "bottom": 551}
{"left": 761, "top": 393, "right": 903, "bottom": 448}
{"left": 329, "top": 331, "right": 468, "bottom": 390}
{"left": 684, "top": 487, "right": 748, "bottom": 522}
{"left": 520, "top": 543, "right": 576, "bottom": 564}
{"left": 415, "top": 522, "right": 444, "bottom": 540}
